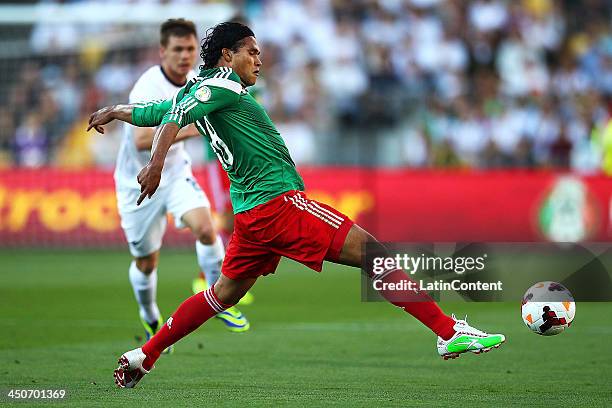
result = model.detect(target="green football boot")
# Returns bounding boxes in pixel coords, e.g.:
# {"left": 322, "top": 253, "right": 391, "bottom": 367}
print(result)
{"left": 192, "top": 275, "right": 255, "bottom": 306}
{"left": 437, "top": 314, "right": 505, "bottom": 360}
{"left": 192, "top": 276, "right": 251, "bottom": 332}
{"left": 215, "top": 306, "right": 250, "bottom": 332}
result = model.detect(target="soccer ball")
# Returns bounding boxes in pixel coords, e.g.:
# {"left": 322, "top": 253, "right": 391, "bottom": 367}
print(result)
{"left": 521, "top": 281, "right": 576, "bottom": 336}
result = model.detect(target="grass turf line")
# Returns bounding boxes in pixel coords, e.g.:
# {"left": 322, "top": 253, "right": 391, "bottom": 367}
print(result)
{"left": 0, "top": 249, "right": 611, "bottom": 407}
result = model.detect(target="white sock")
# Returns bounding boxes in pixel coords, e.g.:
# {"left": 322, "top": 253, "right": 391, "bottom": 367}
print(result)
{"left": 128, "top": 261, "right": 160, "bottom": 324}
{"left": 196, "top": 236, "right": 225, "bottom": 288}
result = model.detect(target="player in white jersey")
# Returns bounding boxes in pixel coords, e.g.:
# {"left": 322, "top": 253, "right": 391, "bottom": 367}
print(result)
{"left": 114, "top": 19, "right": 250, "bottom": 339}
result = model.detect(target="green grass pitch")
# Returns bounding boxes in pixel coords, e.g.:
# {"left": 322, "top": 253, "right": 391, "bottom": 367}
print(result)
{"left": 1, "top": 249, "right": 611, "bottom": 407}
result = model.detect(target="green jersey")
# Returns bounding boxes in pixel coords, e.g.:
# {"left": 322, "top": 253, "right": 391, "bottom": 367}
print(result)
{"left": 132, "top": 67, "right": 305, "bottom": 213}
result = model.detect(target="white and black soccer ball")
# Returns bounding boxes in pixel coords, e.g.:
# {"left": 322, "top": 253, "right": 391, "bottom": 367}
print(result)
{"left": 521, "top": 281, "right": 576, "bottom": 336}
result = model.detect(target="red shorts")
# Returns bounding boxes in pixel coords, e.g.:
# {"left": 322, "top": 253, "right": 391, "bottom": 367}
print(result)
{"left": 222, "top": 190, "right": 354, "bottom": 280}
{"left": 206, "top": 161, "right": 232, "bottom": 213}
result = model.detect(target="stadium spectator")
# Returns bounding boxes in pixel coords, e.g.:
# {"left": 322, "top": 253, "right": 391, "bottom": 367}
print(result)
{"left": 12, "top": 112, "right": 49, "bottom": 167}
{"left": 0, "top": 108, "right": 15, "bottom": 165}
{"left": 0, "top": 0, "right": 610, "bottom": 171}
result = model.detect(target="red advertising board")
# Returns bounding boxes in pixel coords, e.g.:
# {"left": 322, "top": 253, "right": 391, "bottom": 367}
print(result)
{"left": 0, "top": 168, "right": 611, "bottom": 247}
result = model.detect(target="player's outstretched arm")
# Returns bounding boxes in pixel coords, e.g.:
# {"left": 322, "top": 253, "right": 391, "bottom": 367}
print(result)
{"left": 87, "top": 99, "right": 173, "bottom": 134}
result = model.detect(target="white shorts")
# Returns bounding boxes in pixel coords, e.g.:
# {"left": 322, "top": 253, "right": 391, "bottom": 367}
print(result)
{"left": 116, "top": 176, "right": 210, "bottom": 257}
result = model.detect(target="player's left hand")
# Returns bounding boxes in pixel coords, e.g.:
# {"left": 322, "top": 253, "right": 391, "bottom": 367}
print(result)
{"left": 87, "top": 106, "right": 116, "bottom": 133}
{"left": 136, "top": 163, "right": 162, "bottom": 205}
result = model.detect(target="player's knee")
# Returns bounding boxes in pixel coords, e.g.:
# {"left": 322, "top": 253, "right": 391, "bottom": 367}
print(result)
{"left": 351, "top": 224, "right": 375, "bottom": 250}
{"left": 213, "top": 278, "right": 249, "bottom": 306}
{"left": 362, "top": 230, "right": 391, "bottom": 258}
{"left": 217, "top": 291, "right": 241, "bottom": 306}
{"left": 364, "top": 230, "right": 383, "bottom": 250}
{"left": 194, "top": 224, "right": 216, "bottom": 245}
{"left": 215, "top": 286, "right": 240, "bottom": 306}
{"left": 337, "top": 224, "right": 379, "bottom": 267}
{"left": 218, "top": 212, "right": 234, "bottom": 232}
{"left": 135, "top": 255, "right": 158, "bottom": 275}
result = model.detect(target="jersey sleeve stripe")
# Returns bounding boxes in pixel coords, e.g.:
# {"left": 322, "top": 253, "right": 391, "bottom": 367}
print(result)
{"left": 200, "top": 77, "right": 243, "bottom": 94}
{"left": 169, "top": 100, "right": 198, "bottom": 123}
{"left": 134, "top": 98, "right": 165, "bottom": 108}
{"left": 172, "top": 88, "right": 181, "bottom": 108}
{"left": 167, "top": 97, "right": 198, "bottom": 123}
{"left": 177, "top": 100, "right": 198, "bottom": 124}
{"left": 168, "top": 97, "right": 191, "bottom": 121}
{"left": 180, "top": 95, "right": 195, "bottom": 106}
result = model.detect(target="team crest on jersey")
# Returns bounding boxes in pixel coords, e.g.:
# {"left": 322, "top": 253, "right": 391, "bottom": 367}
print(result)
{"left": 195, "top": 85, "right": 211, "bottom": 102}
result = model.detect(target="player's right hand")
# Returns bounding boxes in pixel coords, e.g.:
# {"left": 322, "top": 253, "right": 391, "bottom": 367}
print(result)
{"left": 136, "top": 163, "right": 162, "bottom": 205}
{"left": 87, "top": 106, "right": 116, "bottom": 133}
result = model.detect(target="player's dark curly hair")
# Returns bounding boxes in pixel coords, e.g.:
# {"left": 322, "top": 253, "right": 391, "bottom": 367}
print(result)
{"left": 200, "top": 22, "right": 255, "bottom": 70}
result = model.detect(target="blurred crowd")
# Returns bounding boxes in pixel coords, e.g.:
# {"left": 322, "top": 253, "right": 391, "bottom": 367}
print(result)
{"left": 1, "top": 0, "right": 612, "bottom": 172}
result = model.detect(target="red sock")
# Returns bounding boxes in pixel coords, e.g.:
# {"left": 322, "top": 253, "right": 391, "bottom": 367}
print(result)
{"left": 373, "top": 269, "right": 456, "bottom": 340}
{"left": 141, "top": 287, "right": 230, "bottom": 370}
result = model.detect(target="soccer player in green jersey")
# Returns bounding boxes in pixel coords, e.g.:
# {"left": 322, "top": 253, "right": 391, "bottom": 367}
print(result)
{"left": 88, "top": 22, "right": 506, "bottom": 388}
{"left": 115, "top": 18, "right": 250, "bottom": 339}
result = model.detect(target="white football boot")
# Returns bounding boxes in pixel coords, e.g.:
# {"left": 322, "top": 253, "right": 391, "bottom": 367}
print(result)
{"left": 113, "top": 348, "right": 151, "bottom": 388}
